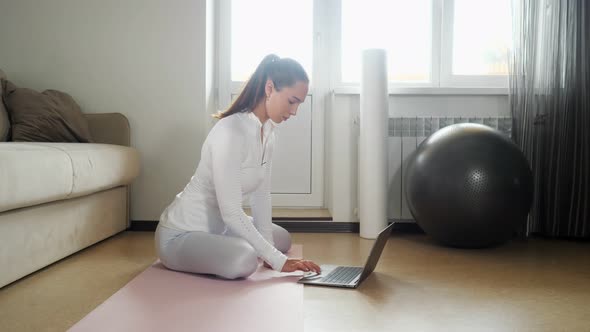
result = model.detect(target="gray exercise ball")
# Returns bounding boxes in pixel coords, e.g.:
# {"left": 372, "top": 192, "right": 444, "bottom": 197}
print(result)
{"left": 404, "top": 123, "right": 533, "bottom": 248}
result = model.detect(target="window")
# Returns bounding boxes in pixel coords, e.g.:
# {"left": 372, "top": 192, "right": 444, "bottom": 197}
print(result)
{"left": 230, "top": 0, "right": 313, "bottom": 82}
{"left": 440, "top": 0, "right": 512, "bottom": 87}
{"left": 221, "top": 0, "right": 513, "bottom": 93}
{"left": 341, "top": 0, "right": 432, "bottom": 84}
{"left": 452, "top": 0, "right": 512, "bottom": 76}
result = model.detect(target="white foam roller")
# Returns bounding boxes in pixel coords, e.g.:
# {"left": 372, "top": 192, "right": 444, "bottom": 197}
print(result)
{"left": 359, "top": 49, "right": 389, "bottom": 239}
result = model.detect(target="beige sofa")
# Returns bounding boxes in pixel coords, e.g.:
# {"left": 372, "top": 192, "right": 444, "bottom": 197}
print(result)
{"left": 0, "top": 70, "right": 140, "bottom": 288}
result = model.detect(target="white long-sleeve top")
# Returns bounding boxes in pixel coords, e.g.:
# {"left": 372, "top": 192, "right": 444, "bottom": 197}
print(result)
{"left": 159, "top": 111, "right": 288, "bottom": 271}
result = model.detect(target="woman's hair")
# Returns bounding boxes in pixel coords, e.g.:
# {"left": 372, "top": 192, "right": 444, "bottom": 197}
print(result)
{"left": 212, "top": 54, "right": 309, "bottom": 119}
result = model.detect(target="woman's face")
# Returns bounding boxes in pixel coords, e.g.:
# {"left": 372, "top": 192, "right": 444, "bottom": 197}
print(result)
{"left": 265, "top": 80, "right": 309, "bottom": 124}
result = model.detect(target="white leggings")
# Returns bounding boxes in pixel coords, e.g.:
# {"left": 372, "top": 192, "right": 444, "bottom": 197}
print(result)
{"left": 155, "top": 223, "right": 292, "bottom": 280}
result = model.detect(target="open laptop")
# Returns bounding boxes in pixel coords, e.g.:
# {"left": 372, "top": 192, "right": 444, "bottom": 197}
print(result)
{"left": 297, "top": 222, "right": 394, "bottom": 288}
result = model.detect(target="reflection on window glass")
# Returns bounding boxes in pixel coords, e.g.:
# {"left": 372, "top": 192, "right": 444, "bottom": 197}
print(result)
{"left": 453, "top": 0, "right": 512, "bottom": 75}
{"left": 231, "top": 0, "right": 313, "bottom": 82}
{"left": 341, "top": 0, "right": 431, "bottom": 83}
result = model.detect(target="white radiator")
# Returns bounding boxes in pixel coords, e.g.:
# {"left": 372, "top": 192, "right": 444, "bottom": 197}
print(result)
{"left": 386, "top": 116, "right": 512, "bottom": 221}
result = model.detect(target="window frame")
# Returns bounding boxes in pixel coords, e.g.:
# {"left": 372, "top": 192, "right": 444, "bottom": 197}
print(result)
{"left": 439, "top": 0, "right": 510, "bottom": 88}
{"left": 336, "top": 0, "right": 441, "bottom": 89}
{"left": 219, "top": 0, "right": 509, "bottom": 102}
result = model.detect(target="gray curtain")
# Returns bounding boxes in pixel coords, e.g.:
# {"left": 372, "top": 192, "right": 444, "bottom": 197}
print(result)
{"left": 509, "top": 0, "right": 589, "bottom": 238}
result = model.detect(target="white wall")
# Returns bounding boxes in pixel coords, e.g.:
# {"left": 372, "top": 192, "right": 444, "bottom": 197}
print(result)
{"left": 327, "top": 94, "right": 510, "bottom": 222}
{"left": 0, "top": 0, "right": 216, "bottom": 221}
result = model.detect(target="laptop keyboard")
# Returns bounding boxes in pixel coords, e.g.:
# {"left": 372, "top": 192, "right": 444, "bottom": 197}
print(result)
{"left": 321, "top": 266, "right": 364, "bottom": 284}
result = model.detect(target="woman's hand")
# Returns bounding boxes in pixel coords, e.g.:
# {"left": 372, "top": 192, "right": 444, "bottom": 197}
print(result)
{"left": 280, "top": 258, "right": 321, "bottom": 274}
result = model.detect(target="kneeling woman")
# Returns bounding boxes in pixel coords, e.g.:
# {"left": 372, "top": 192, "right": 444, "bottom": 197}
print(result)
{"left": 155, "top": 54, "right": 321, "bottom": 279}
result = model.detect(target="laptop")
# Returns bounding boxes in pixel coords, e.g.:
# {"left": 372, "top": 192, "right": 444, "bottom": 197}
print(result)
{"left": 297, "top": 222, "right": 394, "bottom": 288}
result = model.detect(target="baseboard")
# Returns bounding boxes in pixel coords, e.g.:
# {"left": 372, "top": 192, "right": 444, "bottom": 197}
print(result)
{"left": 129, "top": 219, "right": 424, "bottom": 234}
{"left": 274, "top": 221, "right": 358, "bottom": 233}
{"left": 272, "top": 217, "right": 333, "bottom": 221}
{"left": 129, "top": 220, "right": 159, "bottom": 232}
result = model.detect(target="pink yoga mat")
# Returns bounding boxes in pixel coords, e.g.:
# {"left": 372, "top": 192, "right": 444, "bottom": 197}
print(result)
{"left": 69, "top": 245, "right": 304, "bottom": 332}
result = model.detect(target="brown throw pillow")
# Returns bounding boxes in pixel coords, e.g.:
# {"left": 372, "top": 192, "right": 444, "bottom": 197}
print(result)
{"left": 3, "top": 80, "right": 93, "bottom": 143}
{"left": 0, "top": 79, "right": 11, "bottom": 141}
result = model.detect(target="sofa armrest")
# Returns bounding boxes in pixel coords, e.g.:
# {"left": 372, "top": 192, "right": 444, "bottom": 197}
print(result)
{"left": 84, "top": 113, "right": 131, "bottom": 146}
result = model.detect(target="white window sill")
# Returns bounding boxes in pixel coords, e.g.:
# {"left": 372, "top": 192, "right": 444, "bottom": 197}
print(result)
{"left": 332, "top": 86, "right": 509, "bottom": 96}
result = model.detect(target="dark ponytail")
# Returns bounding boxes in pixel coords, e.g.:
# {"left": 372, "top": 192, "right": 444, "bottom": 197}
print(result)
{"left": 212, "top": 54, "right": 309, "bottom": 119}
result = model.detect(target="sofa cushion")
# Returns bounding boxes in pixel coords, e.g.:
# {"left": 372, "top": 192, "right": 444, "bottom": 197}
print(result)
{"left": 0, "top": 71, "right": 10, "bottom": 142}
{"left": 0, "top": 142, "right": 140, "bottom": 213}
{"left": 2, "top": 80, "right": 94, "bottom": 143}
{"left": 32, "top": 143, "right": 141, "bottom": 197}
{"left": 0, "top": 143, "right": 73, "bottom": 213}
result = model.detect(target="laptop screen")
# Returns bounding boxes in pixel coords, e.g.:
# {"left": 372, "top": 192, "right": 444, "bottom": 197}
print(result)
{"left": 357, "top": 223, "right": 394, "bottom": 284}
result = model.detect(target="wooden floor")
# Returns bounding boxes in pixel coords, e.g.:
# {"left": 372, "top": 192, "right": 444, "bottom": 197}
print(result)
{"left": 1, "top": 230, "right": 589, "bottom": 332}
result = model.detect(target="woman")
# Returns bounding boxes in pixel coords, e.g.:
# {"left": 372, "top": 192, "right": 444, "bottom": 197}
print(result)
{"left": 155, "top": 54, "right": 321, "bottom": 279}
